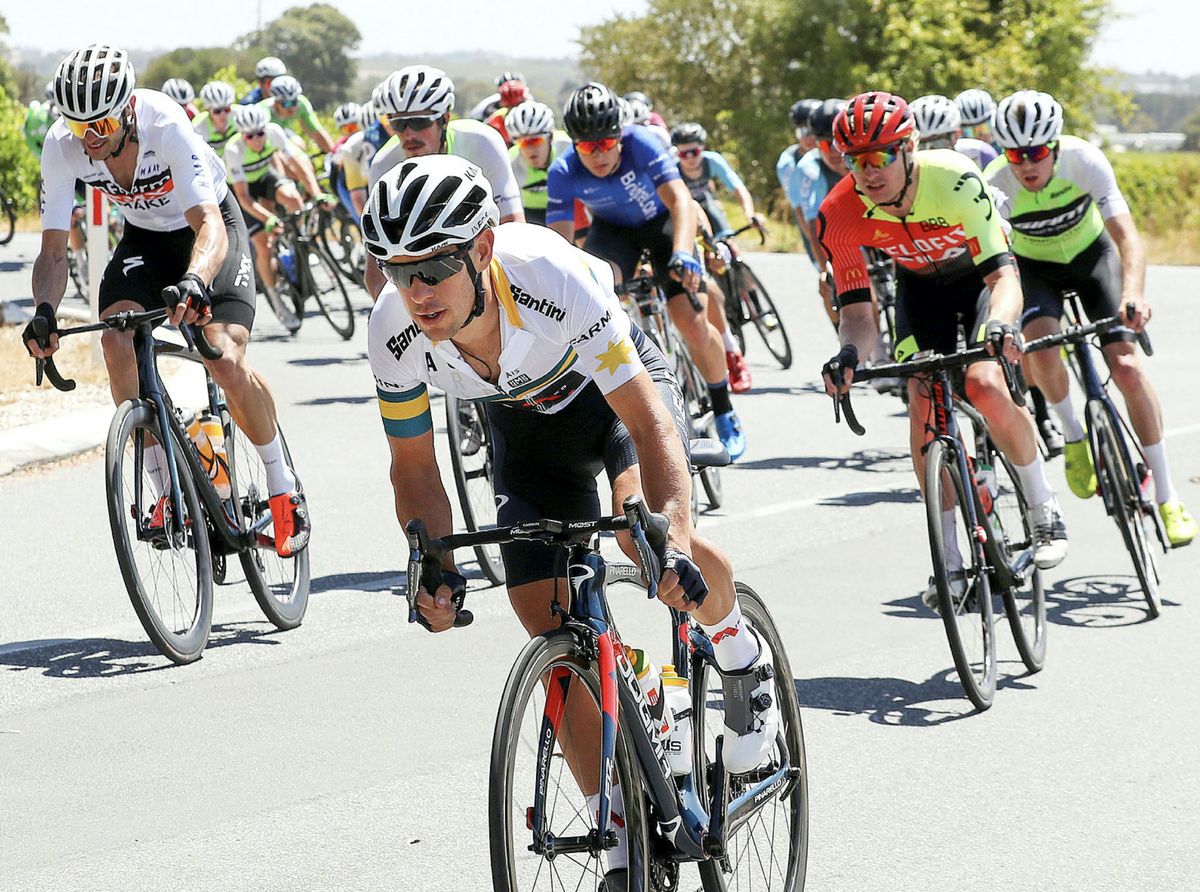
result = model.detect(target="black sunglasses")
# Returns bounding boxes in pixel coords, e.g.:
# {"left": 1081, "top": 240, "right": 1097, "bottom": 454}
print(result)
{"left": 244, "top": 129, "right": 266, "bottom": 139}
{"left": 375, "top": 242, "right": 474, "bottom": 289}
{"left": 387, "top": 114, "right": 440, "bottom": 133}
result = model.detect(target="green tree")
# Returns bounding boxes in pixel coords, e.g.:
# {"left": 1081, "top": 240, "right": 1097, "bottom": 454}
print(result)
{"left": 0, "top": 84, "right": 42, "bottom": 213}
{"left": 142, "top": 48, "right": 253, "bottom": 95}
{"left": 238, "top": 3, "right": 361, "bottom": 111}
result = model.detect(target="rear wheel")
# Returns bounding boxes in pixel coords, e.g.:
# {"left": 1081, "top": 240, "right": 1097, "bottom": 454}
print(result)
{"left": 925, "top": 439, "right": 996, "bottom": 710}
{"left": 446, "top": 396, "right": 506, "bottom": 586}
{"left": 105, "top": 402, "right": 213, "bottom": 664}
{"left": 719, "top": 269, "right": 747, "bottom": 356}
{"left": 737, "top": 260, "right": 792, "bottom": 370}
{"left": 304, "top": 242, "right": 356, "bottom": 340}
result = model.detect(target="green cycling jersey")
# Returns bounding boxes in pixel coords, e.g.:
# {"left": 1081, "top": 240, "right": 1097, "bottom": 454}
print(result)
{"left": 508, "top": 130, "right": 572, "bottom": 211}
{"left": 23, "top": 102, "right": 54, "bottom": 158}
{"left": 192, "top": 111, "right": 237, "bottom": 159}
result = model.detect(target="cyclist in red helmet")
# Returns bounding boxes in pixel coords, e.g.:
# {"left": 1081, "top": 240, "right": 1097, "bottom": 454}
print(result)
{"left": 486, "top": 79, "right": 533, "bottom": 147}
{"left": 820, "top": 91, "right": 1069, "bottom": 602}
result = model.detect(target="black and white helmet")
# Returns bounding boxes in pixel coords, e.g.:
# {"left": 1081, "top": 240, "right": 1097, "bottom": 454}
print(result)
{"left": 505, "top": 101, "right": 555, "bottom": 138}
{"left": 625, "top": 94, "right": 651, "bottom": 124}
{"left": 910, "top": 94, "right": 961, "bottom": 138}
{"left": 255, "top": 56, "right": 287, "bottom": 79}
{"left": 617, "top": 96, "right": 634, "bottom": 127}
{"left": 993, "top": 90, "right": 1063, "bottom": 148}
{"left": 671, "top": 121, "right": 707, "bottom": 145}
{"left": 199, "top": 81, "right": 236, "bottom": 110}
{"left": 233, "top": 104, "right": 270, "bottom": 134}
{"left": 495, "top": 70, "right": 524, "bottom": 87}
{"left": 955, "top": 88, "right": 995, "bottom": 127}
{"left": 53, "top": 44, "right": 136, "bottom": 122}
{"left": 162, "top": 78, "right": 195, "bottom": 105}
{"left": 270, "top": 75, "right": 302, "bottom": 102}
{"left": 357, "top": 103, "right": 377, "bottom": 131}
{"left": 362, "top": 154, "right": 499, "bottom": 258}
{"left": 376, "top": 66, "right": 455, "bottom": 117}
{"left": 562, "top": 82, "right": 623, "bottom": 141}
{"left": 334, "top": 102, "right": 360, "bottom": 129}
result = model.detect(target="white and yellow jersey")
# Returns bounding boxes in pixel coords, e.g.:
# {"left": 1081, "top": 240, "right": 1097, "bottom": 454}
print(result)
{"left": 367, "top": 222, "right": 645, "bottom": 438}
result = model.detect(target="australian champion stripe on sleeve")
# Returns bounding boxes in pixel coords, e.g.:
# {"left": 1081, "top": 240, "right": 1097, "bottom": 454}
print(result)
{"left": 377, "top": 384, "right": 433, "bottom": 438}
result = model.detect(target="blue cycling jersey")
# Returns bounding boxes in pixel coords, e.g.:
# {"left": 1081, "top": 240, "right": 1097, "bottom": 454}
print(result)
{"left": 364, "top": 120, "right": 388, "bottom": 152}
{"left": 680, "top": 150, "right": 744, "bottom": 203}
{"left": 796, "top": 148, "right": 844, "bottom": 223}
{"left": 238, "top": 86, "right": 264, "bottom": 106}
{"left": 776, "top": 144, "right": 805, "bottom": 209}
{"left": 546, "top": 126, "right": 680, "bottom": 228}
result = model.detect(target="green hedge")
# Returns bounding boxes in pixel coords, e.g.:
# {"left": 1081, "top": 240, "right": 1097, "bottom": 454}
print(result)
{"left": 1108, "top": 152, "right": 1200, "bottom": 238}
{"left": 0, "top": 85, "right": 41, "bottom": 214}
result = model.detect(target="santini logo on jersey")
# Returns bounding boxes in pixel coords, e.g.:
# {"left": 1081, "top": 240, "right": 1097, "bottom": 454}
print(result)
{"left": 510, "top": 283, "right": 565, "bottom": 322}
{"left": 386, "top": 323, "right": 422, "bottom": 361}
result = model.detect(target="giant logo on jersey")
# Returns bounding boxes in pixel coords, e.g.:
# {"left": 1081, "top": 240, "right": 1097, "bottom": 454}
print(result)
{"left": 1012, "top": 194, "right": 1093, "bottom": 239}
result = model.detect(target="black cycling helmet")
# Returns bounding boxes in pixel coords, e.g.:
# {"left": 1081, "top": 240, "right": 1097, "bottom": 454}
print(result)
{"left": 808, "top": 98, "right": 848, "bottom": 138}
{"left": 789, "top": 98, "right": 822, "bottom": 128}
{"left": 562, "top": 82, "right": 623, "bottom": 141}
{"left": 670, "top": 121, "right": 707, "bottom": 145}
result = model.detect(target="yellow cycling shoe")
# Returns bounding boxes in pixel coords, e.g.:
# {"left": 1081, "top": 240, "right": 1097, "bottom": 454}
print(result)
{"left": 1063, "top": 439, "right": 1097, "bottom": 499}
{"left": 1159, "top": 500, "right": 1198, "bottom": 548}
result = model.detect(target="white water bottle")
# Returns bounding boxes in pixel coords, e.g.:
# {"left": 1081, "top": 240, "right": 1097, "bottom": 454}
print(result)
{"left": 660, "top": 665, "right": 693, "bottom": 777}
{"left": 627, "top": 648, "right": 675, "bottom": 750}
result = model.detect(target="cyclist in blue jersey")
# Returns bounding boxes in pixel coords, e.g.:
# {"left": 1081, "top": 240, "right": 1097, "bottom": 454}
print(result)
{"left": 546, "top": 83, "right": 746, "bottom": 460}
{"left": 240, "top": 56, "right": 285, "bottom": 106}
{"left": 794, "top": 99, "right": 850, "bottom": 328}
{"left": 776, "top": 98, "right": 821, "bottom": 263}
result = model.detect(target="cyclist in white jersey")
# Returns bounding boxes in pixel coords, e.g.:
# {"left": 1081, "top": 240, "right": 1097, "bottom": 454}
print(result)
{"left": 331, "top": 104, "right": 377, "bottom": 222}
{"left": 364, "top": 156, "right": 781, "bottom": 884}
{"left": 28, "top": 45, "right": 309, "bottom": 556}
{"left": 364, "top": 65, "right": 524, "bottom": 300}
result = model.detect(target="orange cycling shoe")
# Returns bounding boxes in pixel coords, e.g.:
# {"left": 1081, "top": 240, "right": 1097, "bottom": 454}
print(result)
{"left": 269, "top": 490, "right": 311, "bottom": 557}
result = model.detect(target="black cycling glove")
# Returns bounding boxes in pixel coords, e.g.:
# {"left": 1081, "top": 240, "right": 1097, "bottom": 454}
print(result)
{"left": 663, "top": 549, "right": 709, "bottom": 607}
{"left": 821, "top": 343, "right": 859, "bottom": 389}
{"left": 984, "top": 319, "right": 1024, "bottom": 354}
{"left": 164, "top": 273, "right": 212, "bottom": 320}
{"left": 413, "top": 570, "right": 469, "bottom": 632}
{"left": 22, "top": 302, "right": 58, "bottom": 356}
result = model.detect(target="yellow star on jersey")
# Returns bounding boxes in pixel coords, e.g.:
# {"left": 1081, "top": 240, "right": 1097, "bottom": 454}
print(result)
{"left": 595, "top": 336, "right": 635, "bottom": 376}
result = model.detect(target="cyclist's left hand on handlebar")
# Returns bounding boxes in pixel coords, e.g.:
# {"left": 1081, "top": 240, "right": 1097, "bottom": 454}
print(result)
{"left": 414, "top": 570, "right": 467, "bottom": 633}
{"left": 164, "top": 273, "right": 212, "bottom": 327}
{"left": 1121, "top": 297, "right": 1151, "bottom": 332}
{"left": 668, "top": 250, "right": 702, "bottom": 294}
{"left": 22, "top": 302, "right": 59, "bottom": 359}
{"left": 657, "top": 549, "right": 708, "bottom": 611}
{"left": 984, "top": 319, "right": 1024, "bottom": 363}
{"left": 750, "top": 212, "right": 768, "bottom": 231}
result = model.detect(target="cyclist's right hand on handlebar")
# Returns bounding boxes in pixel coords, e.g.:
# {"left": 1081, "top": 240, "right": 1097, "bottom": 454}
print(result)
{"left": 164, "top": 273, "right": 213, "bottom": 327}
{"left": 821, "top": 344, "right": 858, "bottom": 396}
{"left": 22, "top": 303, "right": 59, "bottom": 359}
{"left": 658, "top": 549, "right": 708, "bottom": 611}
{"left": 415, "top": 570, "right": 467, "bottom": 633}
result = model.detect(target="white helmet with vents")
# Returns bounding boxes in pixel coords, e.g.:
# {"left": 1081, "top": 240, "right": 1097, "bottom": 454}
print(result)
{"left": 994, "top": 90, "right": 1064, "bottom": 148}
{"left": 269, "top": 75, "right": 302, "bottom": 101}
{"left": 162, "top": 78, "right": 195, "bottom": 105}
{"left": 334, "top": 102, "right": 360, "bottom": 128}
{"left": 233, "top": 104, "right": 270, "bottom": 133}
{"left": 955, "top": 89, "right": 995, "bottom": 127}
{"left": 255, "top": 56, "right": 287, "bottom": 79}
{"left": 375, "top": 65, "right": 455, "bottom": 117}
{"left": 911, "top": 94, "right": 961, "bottom": 138}
{"left": 505, "top": 101, "right": 555, "bottom": 138}
{"left": 199, "top": 81, "right": 236, "bottom": 110}
{"left": 53, "top": 44, "right": 136, "bottom": 122}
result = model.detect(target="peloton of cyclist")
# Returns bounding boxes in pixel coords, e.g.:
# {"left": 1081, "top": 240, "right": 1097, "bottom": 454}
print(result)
{"left": 909, "top": 94, "right": 997, "bottom": 170}
{"left": 985, "top": 90, "right": 1197, "bottom": 546}
{"left": 363, "top": 154, "right": 781, "bottom": 885}
{"left": 819, "top": 91, "right": 1069, "bottom": 601}
{"left": 258, "top": 75, "right": 334, "bottom": 155}
{"left": 776, "top": 98, "right": 822, "bottom": 265}
{"left": 239, "top": 55, "right": 286, "bottom": 106}
{"left": 485, "top": 76, "right": 532, "bottom": 146}
{"left": 955, "top": 88, "right": 998, "bottom": 148}
{"left": 329, "top": 104, "right": 377, "bottom": 223}
{"left": 192, "top": 81, "right": 238, "bottom": 158}
{"left": 504, "top": 100, "right": 573, "bottom": 227}
{"left": 546, "top": 82, "right": 748, "bottom": 460}
{"left": 27, "top": 45, "right": 309, "bottom": 555}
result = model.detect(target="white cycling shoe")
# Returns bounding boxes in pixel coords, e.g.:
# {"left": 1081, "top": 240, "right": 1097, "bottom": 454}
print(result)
{"left": 719, "top": 633, "right": 781, "bottom": 775}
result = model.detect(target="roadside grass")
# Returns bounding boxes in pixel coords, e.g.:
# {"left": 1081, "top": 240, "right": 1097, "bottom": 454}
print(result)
{"left": 0, "top": 325, "right": 108, "bottom": 408}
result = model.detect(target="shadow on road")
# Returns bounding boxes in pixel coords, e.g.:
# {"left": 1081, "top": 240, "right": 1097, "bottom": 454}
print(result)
{"left": 0, "top": 622, "right": 285, "bottom": 678}
{"left": 310, "top": 563, "right": 492, "bottom": 596}
{"left": 298, "top": 395, "right": 374, "bottom": 406}
{"left": 736, "top": 447, "right": 909, "bottom": 474}
{"left": 0, "top": 260, "right": 29, "bottom": 272}
{"left": 1044, "top": 574, "right": 1171, "bottom": 628}
{"left": 737, "top": 382, "right": 828, "bottom": 398}
{"left": 819, "top": 488, "right": 921, "bottom": 508}
{"left": 288, "top": 354, "right": 368, "bottom": 367}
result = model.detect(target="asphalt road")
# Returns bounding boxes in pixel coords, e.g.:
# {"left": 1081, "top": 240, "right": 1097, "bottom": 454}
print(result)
{"left": 2, "top": 238, "right": 1198, "bottom": 890}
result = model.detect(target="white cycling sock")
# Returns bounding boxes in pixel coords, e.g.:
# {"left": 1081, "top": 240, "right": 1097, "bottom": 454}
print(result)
{"left": 1050, "top": 395, "right": 1085, "bottom": 441}
{"left": 942, "top": 508, "right": 963, "bottom": 570}
{"left": 1142, "top": 441, "right": 1178, "bottom": 505}
{"left": 143, "top": 444, "right": 168, "bottom": 499}
{"left": 1014, "top": 454, "right": 1054, "bottom": 508}
{"left": 586, "top": 783, "right": 627, "bottom": 871}
{"left": 721, "top": 329, "right": 738, "bottom": 353}
{"left": 255, "top": 429, "right": 296, "bottom": 497}
{"left": 699, "top": 601, "right": 759, "bottom": 672}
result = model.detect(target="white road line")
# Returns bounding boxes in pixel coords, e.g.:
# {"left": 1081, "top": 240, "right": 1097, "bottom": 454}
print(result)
{"left": 1165, "top": 421, "right": 1200, "bottom": 439}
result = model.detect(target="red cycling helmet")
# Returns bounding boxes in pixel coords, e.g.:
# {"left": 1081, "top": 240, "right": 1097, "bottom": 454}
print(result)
{"left": 498, "top": 80, "right": 529, "bottom": 108}
{"left": 833, "top": 91, "right": 915, "bottom": 153}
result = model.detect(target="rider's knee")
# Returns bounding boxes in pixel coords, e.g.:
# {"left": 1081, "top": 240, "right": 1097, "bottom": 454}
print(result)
{"left": 100, "top": 328, "right": 134, "bottom": 363}
{"left": 1107, "top": 348, "right": 1143, "bottom": 392}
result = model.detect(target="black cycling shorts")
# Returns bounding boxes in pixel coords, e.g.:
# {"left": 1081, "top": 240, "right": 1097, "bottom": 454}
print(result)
{"left": 241, "top": 170, "right": 295, "bottom": 236}
{"left": 485, "top": 325, "right": 691, "bottom": 588}
{"left": 99, "top": 191, "right": 256, "bottom": 332}
{"left": 584, "top": 211, "right": 688, "bottom": 300}
{"left": 892, "top": 269, "right": 990, "bottom": 361}
{"left": 1017, "top": 231, "right": 1134, "bottom": 345}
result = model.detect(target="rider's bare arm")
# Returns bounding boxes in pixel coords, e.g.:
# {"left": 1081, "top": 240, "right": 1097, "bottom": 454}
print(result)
{"left": 387, "top": 429, "right": 456, "bottom": 567}
{"left": 32, "top": 229, "right": 70, "bottom": 311}
{"left": 1105, "top": 212, "right": 1149, "bottom": 326}
{"left": 657, "top": 179, "right": 698, "bottom": 256}
{"left": 184, "top": 203, "right": 228, "bottom": 286}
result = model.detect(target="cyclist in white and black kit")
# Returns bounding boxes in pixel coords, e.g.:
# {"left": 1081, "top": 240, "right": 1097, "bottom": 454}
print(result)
{"left": 26, "top": 45, "right": 309, "bottom": 557}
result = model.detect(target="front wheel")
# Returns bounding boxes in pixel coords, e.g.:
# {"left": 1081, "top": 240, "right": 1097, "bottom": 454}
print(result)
{"left": 105, "top": 402, "right": 213, "bottom": 664}
{"left": 489, "top": 632, "right": 650, "bottom": 891}
{"left": 304, "top": 242, "right": 356, "bottom": 340}
{"left": 0, "top": 193, "right": 15, "bottom": 245}
{"left": 737, "top": 260, "right": 792, "bottom": 370}
{"left": 695, "top": 582, "right": 809, "bottom": 890}
{"left": 925, "top": 439, "right": 997, "bottom": 710}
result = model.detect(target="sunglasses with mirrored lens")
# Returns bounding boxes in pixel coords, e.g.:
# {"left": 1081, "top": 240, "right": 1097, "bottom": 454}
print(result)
{"left": 211, "top": 106, "right": 231, "bottom": 115}
{"left": 279, "top": 99, "right": 299, "bottom": 110}
{"left": 244, "top": 130, "right": 266, "bottom": 140}
{"left": 575, "top": 136, "right": 620, "bottom": 155}
{"left": 65, "top": 116, "right": 121, "bottom": 139}
{"left": 677, "top": 146, "right": 703, "bottom": 159}
{"left": 375, "top": 243, "right": 474, "bottom": 289}
{"left": 1004, "top": 142, "right": 1056, "bottom": 165}
{"left": 844, "top": 143, "right": 905, "bottom": 172}
{"left": 388, "top": 114, "right": 439, "bottom": 133}
{"left": 516, "top": 135, "right": 547, "bottom": 149}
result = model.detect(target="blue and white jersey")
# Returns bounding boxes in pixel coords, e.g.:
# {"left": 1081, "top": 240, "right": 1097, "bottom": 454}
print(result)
{"left": 795, "top": 149, "right": 844, "bottom": 223}
{"left": 775, "top": 144, "right": 805, "bottom": 209}
{"left": 238, "top": 85, "right": 264, "bottom": 106}
{"left": 679, "top": 150, "right": 744, "bottom": 203}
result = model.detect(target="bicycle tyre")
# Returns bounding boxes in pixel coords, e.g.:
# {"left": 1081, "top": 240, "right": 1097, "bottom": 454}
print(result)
{"left": 925, "top": 439, "right": 997, "bottom": 710}
{"left": 317, "top": 208, "right": 364, "bottom": 286}
{"left": 0, "top": 193, "right": 14, "bottom": 246}
{"left": 445, "top": 395, "right": 506, "bottom": 586}
{"left": 988, "top": 445, "right": 1047, "bottom": 672}
{"left": 719, "top": 269, "right": 747, "bottom": 357}
{"left": 105, "top": 401, "right": 213, "bottom": 664}
{"left": 737, "top": 261, "right": 792, "bottom": 370}
{"left": 698, "top": 418, "right": 723, "bottom": 510}
{"left": 1090, "top": 402, "right": 1161, "bottom": 618}
{"left": 304, "top": 241, "right": 356, "bottom": 340}
{"left": 695, "top": 582, "right": 809, "bottom": 890}
{"left": 227, "top": 412, "right": 311, "bottom": 629}
{"left": 489, "top": 631, "right": 650, "bottom": 891}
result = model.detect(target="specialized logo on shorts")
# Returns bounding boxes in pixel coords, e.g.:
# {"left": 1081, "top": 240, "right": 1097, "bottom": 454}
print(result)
{"left": 234, "top": 254, "right": 253, "bottom": 289}
{"left": 494, "top": 494, "right": 510, "bottom": 509}
{"left": 122, "top": 256, "right": 145, "bottom": 276}
{"left": 570, "top": 310, "right": 612, "bottom": 345}
{"left": 386, "top": 322, "right": 422, "bottom": 361}
{"left": 509, "top": 282, "right": 565, "bottom": 322}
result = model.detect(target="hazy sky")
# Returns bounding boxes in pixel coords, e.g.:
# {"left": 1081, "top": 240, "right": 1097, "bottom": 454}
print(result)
{"left": 3, "top": 0, "right": 1194, "bottom": 75}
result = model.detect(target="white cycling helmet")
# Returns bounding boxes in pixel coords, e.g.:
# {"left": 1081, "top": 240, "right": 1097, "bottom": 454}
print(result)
{"left": 233, "top": 104, "right": 270, "bottom": 134}
{"left": 44, "top": 80, "right": 55, "bottom": 102}
{"left": 911, "top": 94, "right": 961, "bottom": 139}
{"left": 199, "top": 81, "right": 236, "bottom": 110}
{"left": 993, "top": 90, "right": 1063, "bottom": 148}
{"left": 270, "top": 75, "right": 302, "bottom": 101}
{"left": 53, "top": 44, "right": 136, "bottom": 122}
{"left": 625, "top": 95, "right": 651, "bottom": 124}
{"left": 357, "top": 103, "right": 377, "bottom": 131}
{"left": 162, "top": 78, "right": 195, "bottom": 105}
{"left": 505, "top": 100, "right": 555, "bottom": 138}
{"left": 362, "top": 154, "right": 498, "bottom": 258}
{"left": 334, "top": 102, "right": 360, "bottom": 129}
{"left": 255, "top": 56, "right": 287, "bottom": 79}
{"left": 955, "top": 88, "right": 995, "bottom": 127}
{"left": 376, "top": 65, "right": 455, "bottom": 117}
